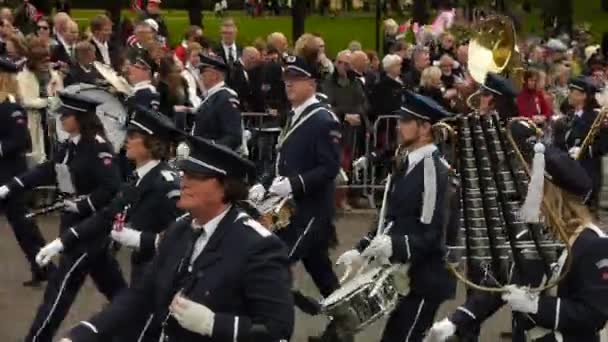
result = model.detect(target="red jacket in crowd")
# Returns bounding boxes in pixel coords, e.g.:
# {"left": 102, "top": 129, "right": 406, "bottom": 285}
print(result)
{"left": 516, "top": 88, "right": 553, "bottom": 119}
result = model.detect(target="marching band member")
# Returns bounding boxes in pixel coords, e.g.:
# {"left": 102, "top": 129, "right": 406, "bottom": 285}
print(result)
{"left": 558, "top": 76, "right": 608, "bottom": 212}
{"left": 35, "top": 106, "right": 183, "bottom": 341}
{"left": 0, "top": 57, "right": 51, "bottom": 287}
{"left": 250, "top": 56, "right": 342, "bottom": 330}
{"left": 61, "top": 135, "right": 294, "bottom": 342}
{"left": 190, "top": 53, "right": 243, "bottom": 150}
{"left": 426, "top": 142, "right": 608, "bottom": 342}
{"left": 126, "top": 49, "right": 160, "bottom": 111}
{"left": 0, "top": 92, "right": 123, "bottom": 342}
{"left": 336, "top": 92, "right": 453, "bottom": 342}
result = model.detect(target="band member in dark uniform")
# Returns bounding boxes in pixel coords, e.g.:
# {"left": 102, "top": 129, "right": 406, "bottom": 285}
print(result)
{"left": 335, "top": 91, "right": 453, "bottom": 342}
{"left": 126, "top": 49, "right": 160, "bottom": 112}
{"left": 36, "top": 106, "right": 183, "bottom": 342}
{"left": 427, "top": 144, "right": 608, "bottom": 342}
{"left": 62, "top": 135, "right": 294, "bottom": 342}
{"left": 248, "top": 55, "right": 342, "bottom": 328}
{"left": 0, "top": 57, "right": 51, "bottom": 287}
{"left": 191, "top": 53, "right": 242, "bottom": 150}
{"left": 557, "top": 77, "right": 608, "bottom": 211}
{"left": 0, "top": 92, "right": 123, "bottom": 342}
{"left": 35, "top": 106, "right": 182, "bottom": 284}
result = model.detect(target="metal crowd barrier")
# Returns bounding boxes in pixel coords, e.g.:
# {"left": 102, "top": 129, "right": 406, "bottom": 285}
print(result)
{"left": 241, "top": 112, "right": 402, "bottom": 208}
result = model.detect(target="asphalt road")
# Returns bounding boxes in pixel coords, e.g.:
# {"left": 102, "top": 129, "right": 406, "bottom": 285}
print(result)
{"left": 0, "top": 212, "right": 512, "bottom": 342}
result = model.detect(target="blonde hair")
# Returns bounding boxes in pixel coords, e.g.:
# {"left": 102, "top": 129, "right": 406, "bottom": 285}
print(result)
{"left": 0, "top": 72, "right": 20, "bottom": 103}
{"left": 420, "top": 66, "right": 442, "bottom": 88}
{"left": 542, "top": 181, "right": 592, "bottom": 239}
{"left": 384, "top": 19, "right": 398, "bottom": 35}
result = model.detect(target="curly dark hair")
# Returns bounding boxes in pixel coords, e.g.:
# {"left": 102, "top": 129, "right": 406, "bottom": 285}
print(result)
{"left": 76, "top": 111, "right": 108, "bottom": 142}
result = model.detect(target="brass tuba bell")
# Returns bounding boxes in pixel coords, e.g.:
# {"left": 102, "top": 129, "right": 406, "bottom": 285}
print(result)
{"left": 466, "top": 15, "right": 525, "bottom": 109}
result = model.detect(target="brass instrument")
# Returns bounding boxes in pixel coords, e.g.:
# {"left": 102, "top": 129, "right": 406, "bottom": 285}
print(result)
{"left": 576, "top": 108, "right": 608, "bottom": 160}
{"left": 465, "top": 15, "right": 525, "bottom": 110}
{"left": 251, "top": 195, "right": 295, "bottom": 233}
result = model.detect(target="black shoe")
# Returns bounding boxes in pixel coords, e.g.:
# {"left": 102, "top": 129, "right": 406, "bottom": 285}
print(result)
{"left": 309, "top": 319, "right": 354, "bottom": 342}
{"left": 293, "top": 290, "right": 322, "bottom": 316}
{"left": 23, "top": 264, "right": 54, "bottom": 287}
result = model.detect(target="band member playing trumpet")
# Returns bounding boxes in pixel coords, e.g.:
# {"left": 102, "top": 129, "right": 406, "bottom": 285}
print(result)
{"left": 0, "top": 57, "right": 51, "bottom": 287}
{"left": 62, "top": 135, "right": 294, "bottom": 342}
{"left": 337, "top": 92, "right": 453, "bottom": 342}
{"left": 0, "top": 92, "right": 123, "bottom": 342}
{"left": 426, "top": 139, "right": 608, "bottom": 342}
{"left": 557, "top": 76, "right": 608, "bottom": 212}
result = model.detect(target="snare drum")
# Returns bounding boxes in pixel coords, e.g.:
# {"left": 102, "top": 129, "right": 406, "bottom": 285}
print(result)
{"left": 321, "top": 264, "right": 409, "bottom": 334}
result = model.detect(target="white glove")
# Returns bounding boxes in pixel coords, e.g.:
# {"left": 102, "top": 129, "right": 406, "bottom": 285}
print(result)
{"left": 111, "top": 227, "right": 142, "bottom": 249}
{"left": 501, "top": 285, "right": 539, "bottom": 314}
{"left": 424, "top": 318, "right": 457, "bottom": 342}
{"left": 336, "top": 249, "right": 363, "bottom": 281}
{"left": 568, "top": 147, "right": 581, "bottom": 159}
{"left": 269, "top": 176, "right": 292, "bottom": 197}
{"left": 248, "top": 183, "right": 266, "bottom": 202}
{"left": 360, "top": 234, "right": 393, "bottom": 261}
{"left": 36, "top": 239, "right": 64, "bottom": 266}
{"left": 170, "top": 293, "right": 215, "bottom": 336}
{"left": 0, "top": 185, "right": 9, "bottom": 199}
{"left": 352, "top": 156, "right": 368, "bottom": 170}
{"left": 63, "top": 199, "right": 79, "bottom": 213}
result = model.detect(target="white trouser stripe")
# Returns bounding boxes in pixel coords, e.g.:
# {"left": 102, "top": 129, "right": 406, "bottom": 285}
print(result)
{"left": 405, "top": 298, "right": 425, "bottom": 342}
{"left": 555, "top": 298, "right": 561, "bottom": 330}
{"left": 289, "top": 217, "right": 315, "bottom": 258}
{"left": 456, "top": 306, "right": 476, "bottom": 320}
{"left": 233, "top": 316, "right": 239, "bottom": 342}
{"left": 80, "top": 321, "right": 98, "bottom": 333}
{"left": 32, "top": 253, "right": 88, "bottom": 342}
{"left": 137, "top": 314, "right": 154, "bottom": 342}
{"left": 13, "top": 176, "right": 24, "bottom": 187}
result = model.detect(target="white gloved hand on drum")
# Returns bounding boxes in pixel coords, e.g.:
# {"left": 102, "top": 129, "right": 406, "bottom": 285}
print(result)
{"left": 336, "top": 249, "right": 363, "bottom": 282}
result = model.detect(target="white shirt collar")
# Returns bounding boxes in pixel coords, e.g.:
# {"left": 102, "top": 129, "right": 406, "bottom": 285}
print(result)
{"left": 133, "top": 80, "right": 155, "bottom": 91}
{"left": 192, "top": 205, "right": 232, "bottom": 237}
{"left": 92, "top": 36, "right": 108, "bottom": 48}
{"left": 135, "top": 160, "right": 161, "bottom": 184}
{"left": 70, "top": 134, "right": 81, "bottom": 145}
{"left": 574, "top": 109, "right": 584, "bottom": 118}
{"left": 406, "top": 144, "right": 437, "bottom": 173}
{"left": 292, "top": 95, "right": 319, "bottom": 123}
{"left": 57, "top": 34, "right": 71, "bottom": 53}
{"left": 206, "top": 81, "right": 225, "bottom": 97}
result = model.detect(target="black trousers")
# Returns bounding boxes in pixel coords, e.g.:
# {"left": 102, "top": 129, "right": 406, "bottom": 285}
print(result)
{"left": 25, "top": 247, "right": 126, "bottom": 342}
{"left": 381, "top": 294, "right": 442, "bottom": 342}
{"left": 282, "top": 217, "right": 339, "bottom": 298}
{"left": 3, "top": 194, "right": 48, "bottom": 276}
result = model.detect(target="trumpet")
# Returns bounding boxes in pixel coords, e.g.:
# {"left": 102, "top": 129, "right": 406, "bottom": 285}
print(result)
{"left": 576, "top": 107, "right": 608, "bottom": 160}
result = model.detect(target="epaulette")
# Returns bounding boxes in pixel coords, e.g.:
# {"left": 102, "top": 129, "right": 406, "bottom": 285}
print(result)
{"left": 160, "top": 170, "right": 176, "bottom": 182}
{"left": 221, "top": 87, "right": 238, "bottom": 97}
{"left": 243, "top": 218, "right": 271, "bottom": 237}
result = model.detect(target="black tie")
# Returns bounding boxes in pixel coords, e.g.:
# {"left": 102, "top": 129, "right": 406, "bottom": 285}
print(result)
{"left": 127, "top": 171, "right": 139, "bottom": 184}
{"left": 228, "top": 47, "right": 235, "bottom": 64}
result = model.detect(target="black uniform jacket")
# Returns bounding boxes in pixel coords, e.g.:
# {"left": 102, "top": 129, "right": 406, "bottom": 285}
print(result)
{"left": 0, "top": 100, "right": 30, "bottom": 184}
{"left": 191, "top": 83, "right": 242, "bottom": 150}
{"left": 127, "top": 82, "right": 160, "bottom": 113}
{"left": 356, "top": 149, "right": 454, "bottom": 300}
{"left": 63, "top": 63, "right": 102, "bottom": 87}
{"left": 6, "top": 135, "right": 121, "bottom": 219}
{"left": 59, "top": 162, "right": 182, "bottom": 264}
{"left": 450, "top": 226, "right": 608, "bottom": 342}
{"left": 271, "top": 101, "right": 341, "bottom": 258}
{"left": 67, "top": 207, "right": 294, "bottom": 342}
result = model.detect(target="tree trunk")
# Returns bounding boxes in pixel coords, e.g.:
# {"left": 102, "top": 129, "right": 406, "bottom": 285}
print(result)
{"left": 412, "top": 0, "right": 428, "bottom": 24}
{"left": 292, "top": 0, "right": 306, "bottom": 42}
